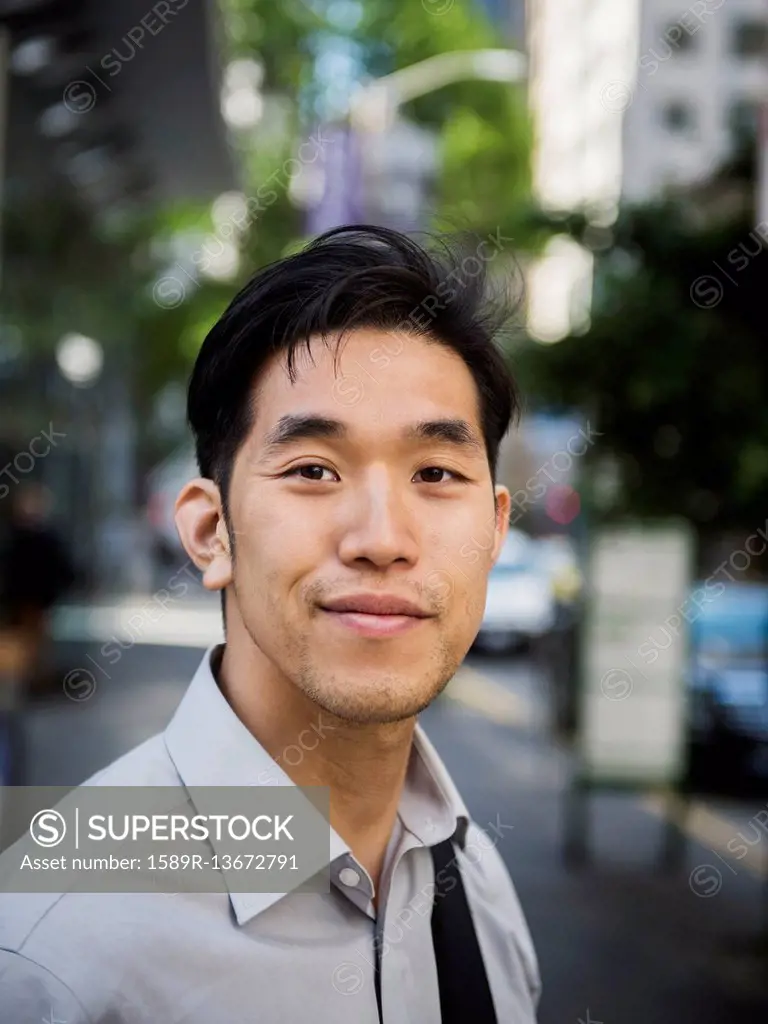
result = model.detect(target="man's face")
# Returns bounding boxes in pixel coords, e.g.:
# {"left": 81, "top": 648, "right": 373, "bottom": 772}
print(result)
{"left": 212, "top": 329, "right": 509, "bottom": 724}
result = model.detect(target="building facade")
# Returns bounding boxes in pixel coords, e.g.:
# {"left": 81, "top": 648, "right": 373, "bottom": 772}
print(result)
{"left": 527, "top": 0, "right": 768, "bottom": 210}
{"left": 527, "top": 0, "right": 640, "bottom": 216}
{"left": 623, "top": 0, "right": 768, "bottom": 201}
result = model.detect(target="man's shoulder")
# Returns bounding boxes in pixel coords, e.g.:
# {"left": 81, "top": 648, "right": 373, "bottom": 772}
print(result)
{"left": 81, "top": 731, "right": 180, "bottom": 787}
{"left": 0, "top": 731, "right": 191, "bottom": 1023}
{"left": 0, "top": 890, "right": 71, "bottom": 954}
{"left": 0, "top": 733, "right": 180, "bottom": 953}
{"left": 0, "top": 934, "right": 92, "bottom": 1024}
{"left": 0, "top": 888, "right": 172, "bottom": 1023}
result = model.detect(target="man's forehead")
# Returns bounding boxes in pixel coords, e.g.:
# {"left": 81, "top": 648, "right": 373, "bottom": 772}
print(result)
{"left": 250, "top": 332, "right": 482, "bottom": 426}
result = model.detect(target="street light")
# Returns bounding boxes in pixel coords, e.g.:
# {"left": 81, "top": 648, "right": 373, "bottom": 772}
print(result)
{"left": 349, "top": 49, "right": 527, "bottom": 133}
{"left": 305, "top": 49, "right": 528, "bottom": 234}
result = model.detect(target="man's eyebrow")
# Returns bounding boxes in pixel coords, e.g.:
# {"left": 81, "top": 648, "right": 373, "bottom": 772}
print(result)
{"left": 403, "top": 418, "right": 485, "bottom": 455}
{"left": 259, "top": 414, "right": 485, "bottom": 458}
{"left": 261, "top": 415, "right": 347, "bottom": 458}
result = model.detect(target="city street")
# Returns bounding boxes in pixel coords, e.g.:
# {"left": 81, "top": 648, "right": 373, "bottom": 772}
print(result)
{"left": 8, "top": 598, "right": 768, "bottom": 1024}
{"left": 3, "top": 1, "right": 767, "bottom": 1022}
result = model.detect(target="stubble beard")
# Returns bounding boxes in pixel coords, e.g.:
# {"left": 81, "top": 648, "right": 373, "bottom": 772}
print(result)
{"left": 289, "top": 634, "right": 463, "bottom": 726}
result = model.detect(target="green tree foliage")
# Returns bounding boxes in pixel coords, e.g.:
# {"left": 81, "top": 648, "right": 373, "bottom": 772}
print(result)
{"left": 515, "top": 200, "right": 768, "bottom": 543}
{"left": 358, "top": 0, "right": 533, "bottom": 241}
{"left": 2, "top": 0, "right": 538, "bottom": 458}
{"left": 225, "top": 0, "right": 537, "bottom": 271}
{"left": 2, "top": 195, "right": 150, "bottom": 355}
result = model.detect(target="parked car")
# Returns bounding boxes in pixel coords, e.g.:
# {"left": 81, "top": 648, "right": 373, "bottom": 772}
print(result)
{"left": 685, "top": 582, "right": 768, "bottom": 794}
{"left": 473, "top": 529, "right": 558, "bottom": 653}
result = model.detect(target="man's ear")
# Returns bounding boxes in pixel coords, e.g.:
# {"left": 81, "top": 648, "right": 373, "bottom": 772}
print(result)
{"left": 174, "top": 478, "right": 232, "bottom": 591}
{"left": 489, "top": 486, "right": 511, "bottom": 567}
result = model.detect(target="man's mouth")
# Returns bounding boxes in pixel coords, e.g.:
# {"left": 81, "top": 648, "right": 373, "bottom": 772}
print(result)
{"left": 318, "top": 593, "right": 435, "bottom": 638}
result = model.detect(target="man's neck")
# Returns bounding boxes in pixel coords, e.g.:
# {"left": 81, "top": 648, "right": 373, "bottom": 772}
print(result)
{"left": 217, "top": 633, "right": 416, "bottom": 891}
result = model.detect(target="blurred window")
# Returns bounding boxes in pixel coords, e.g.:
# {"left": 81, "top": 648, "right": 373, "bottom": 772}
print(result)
{"left": 663, "top": 21, "right": 698, "bottom": 54}
{"left": 660, "top": 100, "right": 697, "bottom": 134}
{"left": 732, "top": 19, "right": 768, "bottom": 58}
{"left": 728, "top": 98, "right": 761, "bottom": 149}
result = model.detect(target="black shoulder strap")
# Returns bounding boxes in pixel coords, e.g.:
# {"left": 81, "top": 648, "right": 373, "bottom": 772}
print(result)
{"left": 373, "top": 838, "right": 499, "bottom": 1023}
{"left": 430, "top": 838, "right": 498, "bottom": 1023}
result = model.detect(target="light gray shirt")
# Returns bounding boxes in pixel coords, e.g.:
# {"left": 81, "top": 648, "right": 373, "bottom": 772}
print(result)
{"left": 0, "top": 646, "right": 541, "bottom": 1023}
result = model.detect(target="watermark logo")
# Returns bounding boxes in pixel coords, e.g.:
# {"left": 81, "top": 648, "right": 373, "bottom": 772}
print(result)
{"left": 600, "top": 81, "right": 634, "bottom": 113}
{"left": 690, "top": 274, "right": 725, "bottom": 309}
{"left": 30, "top": 809, "right": 67, "bottom": 848}
{"left": 152, "top": 276, "right": 187, "bottom": 310}
{"left": 331, "top": 375, "right": 365, "bottom": 407}
{"left": 61, "top": 0, "right": 190, "bottom": 115}
{"left": 600, "top": 0, "right": 728, "bottom": 114}
{"left": 63, "top": 80, "right": 97, "bottom": 114}
{"left": 62, "top": 668, "right": 97, "bottom": 703}
{"left": 689, "top": 221, "right": 768, "bottom": 309}
{"left": 421, "top": 0, "right": 455, "bottom": 14}
{"left": 688, "top": 864, "right": 722, "bottom": 898}
{"left": 424, "top": 568, "right": 455, "bottom": 602}
{"left": 600, "top": 668, "right": 633, "bottom": 701}
{"left": 332, "top": 962, "right": 365, "bottom": 995}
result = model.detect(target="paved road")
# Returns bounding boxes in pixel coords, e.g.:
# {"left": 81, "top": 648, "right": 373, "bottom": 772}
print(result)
{"left": 7, "top": 604, "right": 768, "bottom": 1023}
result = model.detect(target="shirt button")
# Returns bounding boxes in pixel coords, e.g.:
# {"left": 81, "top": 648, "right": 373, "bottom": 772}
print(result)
{"left": 339, "top": 867, "right": 361, "bottom": 888}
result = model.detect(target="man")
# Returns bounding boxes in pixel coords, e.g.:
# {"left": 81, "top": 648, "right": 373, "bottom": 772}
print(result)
{"left": 0, "top": 226, "right": 541, "bottom": 1022}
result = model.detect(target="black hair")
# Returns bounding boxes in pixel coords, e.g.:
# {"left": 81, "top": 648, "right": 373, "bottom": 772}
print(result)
{"left": 187, "top": 224, "right": 521, "bottom": 508}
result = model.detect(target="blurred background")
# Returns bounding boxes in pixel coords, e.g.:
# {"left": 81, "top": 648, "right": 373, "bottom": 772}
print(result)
{"left": 1, "top": 0, "right": 768, "bottom": 1020}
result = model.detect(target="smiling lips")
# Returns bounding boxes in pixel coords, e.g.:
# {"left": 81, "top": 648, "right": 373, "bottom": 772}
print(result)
{"left": 319, "top": 593, "right": 435, "bottom": 638}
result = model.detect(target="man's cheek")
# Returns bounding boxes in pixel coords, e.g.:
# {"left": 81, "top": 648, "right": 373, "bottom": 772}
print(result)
{"left": 453, "top": 584, "right": 487, "bottom": 628}
{"left": 469, "top": 589, "right": 487, "bottom": 621}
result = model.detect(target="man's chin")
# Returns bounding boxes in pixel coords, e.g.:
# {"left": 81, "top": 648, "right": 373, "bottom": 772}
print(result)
{"left": 305, "top": 677, "right": 448, "bottom": 727}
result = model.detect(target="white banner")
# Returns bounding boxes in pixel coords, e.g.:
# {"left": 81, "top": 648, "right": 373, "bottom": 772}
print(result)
{"left": 578, "top": 522, "right": 694, "bottom": 784}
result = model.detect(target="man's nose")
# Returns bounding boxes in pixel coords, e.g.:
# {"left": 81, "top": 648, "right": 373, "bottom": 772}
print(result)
{"left": 336, "top": 474, "right": 420, "bottom": 569}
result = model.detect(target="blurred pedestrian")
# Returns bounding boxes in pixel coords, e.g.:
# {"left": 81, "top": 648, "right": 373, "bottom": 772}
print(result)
{"left": 0, "top": 482, "right": 76, "bottom": 694}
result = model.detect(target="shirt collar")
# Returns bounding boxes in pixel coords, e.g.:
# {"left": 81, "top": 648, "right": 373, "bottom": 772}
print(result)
{"left": 405, "top": 726, "right": 470, "bottom": 850}
{"left": 164, "top": 645, "right": 469, "bottom": 924}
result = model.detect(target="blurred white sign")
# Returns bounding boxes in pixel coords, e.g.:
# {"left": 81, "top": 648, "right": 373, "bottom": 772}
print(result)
{"left": 578, "top": 522, "right": 694, "bottom": 784}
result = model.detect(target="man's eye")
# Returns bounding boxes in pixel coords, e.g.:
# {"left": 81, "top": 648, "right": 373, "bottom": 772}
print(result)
{"left": 414, "top": 467, "right": 463, "bottom": 484}
{"left": 283, "top": 464, "right": 338, "bottom": 482}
